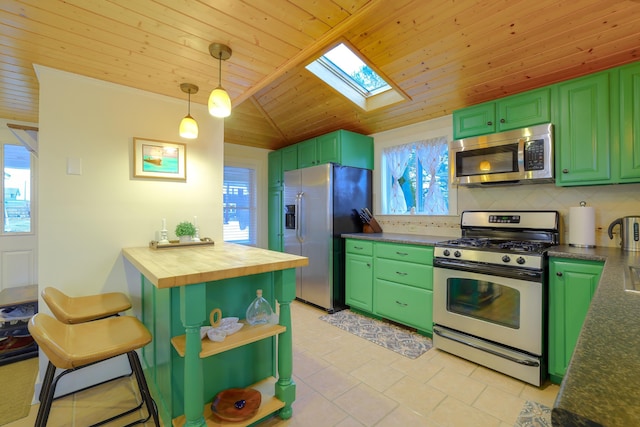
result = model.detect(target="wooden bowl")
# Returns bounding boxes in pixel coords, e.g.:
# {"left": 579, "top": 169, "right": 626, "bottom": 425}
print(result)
{"left": 210, "top": 387, "right": 261, "bottom": 422}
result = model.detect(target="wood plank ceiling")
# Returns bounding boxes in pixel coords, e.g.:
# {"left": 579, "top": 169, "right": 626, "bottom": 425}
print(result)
{"left": 1, "top": 0, "right": 640, "bottom": 150}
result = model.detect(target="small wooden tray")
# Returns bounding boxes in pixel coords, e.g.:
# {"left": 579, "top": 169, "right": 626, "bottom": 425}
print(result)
{"left": 210, "top": 388, "right": 261, "bottom": 422}
{"left": 149, "top": 237, "right": 214, "bottom": 249}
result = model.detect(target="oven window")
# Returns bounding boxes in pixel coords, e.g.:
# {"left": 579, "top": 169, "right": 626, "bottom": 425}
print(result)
{"left": 446, "top": 278, "right": 520, "bottom": 329}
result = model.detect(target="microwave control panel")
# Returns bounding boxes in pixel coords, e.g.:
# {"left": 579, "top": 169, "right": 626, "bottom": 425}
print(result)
{"left": 524, "top": 139, "right": 545, "bottom": 171}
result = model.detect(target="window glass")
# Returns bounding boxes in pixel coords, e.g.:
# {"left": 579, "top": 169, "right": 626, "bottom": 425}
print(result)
{"left": 223, "top": 166, "right": 256, "bottom": 245}
{"left": 381, "top": 136, "right": 449, "bottom": 215}
{"left": 3, "top": 144, "right": 32, "bottom": 233}
{"left": 321, "top": 43, "right": 390, "bottom": 94}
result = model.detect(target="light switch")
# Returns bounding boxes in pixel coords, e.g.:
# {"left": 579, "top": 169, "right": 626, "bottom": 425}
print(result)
{"left": 67, "top": 157, "right": 82, "bottom": 175}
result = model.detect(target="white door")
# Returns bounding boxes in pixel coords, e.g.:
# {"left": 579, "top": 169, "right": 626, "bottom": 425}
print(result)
{"left": 1, "top": 128, "right": 37, "bottom": 292}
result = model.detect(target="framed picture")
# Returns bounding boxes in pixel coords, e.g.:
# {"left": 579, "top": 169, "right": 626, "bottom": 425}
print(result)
{"left": 133, "top": 137, "right": 186, "bottom": 181}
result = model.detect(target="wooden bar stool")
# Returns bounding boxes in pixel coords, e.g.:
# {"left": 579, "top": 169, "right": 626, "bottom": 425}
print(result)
{"left": 41, "top": 287, "right": 131, "bottom": 324}
{"left": 28, "top": 313, "right": 159, "bottom": 427}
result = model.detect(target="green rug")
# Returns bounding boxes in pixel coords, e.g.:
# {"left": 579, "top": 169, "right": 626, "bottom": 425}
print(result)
{"left": 319, "top": 309, "right": 432, "bottom": 359}
{"left": 0, "top": 357, "right": 38, "bottom": 425}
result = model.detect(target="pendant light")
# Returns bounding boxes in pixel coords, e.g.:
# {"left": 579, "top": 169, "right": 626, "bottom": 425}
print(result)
{"left": 179, "top": 83, "right": 199, "bottom": 139}
{"left": 208, "top": 43, "right": 232, "bottom": 118}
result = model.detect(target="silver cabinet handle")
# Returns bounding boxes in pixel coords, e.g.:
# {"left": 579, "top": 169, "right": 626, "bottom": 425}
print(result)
{"left": 396, "top": 251, "right": 408, "bottom": 256}
{"left": 395, "top": 300, "right": 408, "bottom": 307}
{"left": 395, "top": 271, "right": 408, "bottom": 276}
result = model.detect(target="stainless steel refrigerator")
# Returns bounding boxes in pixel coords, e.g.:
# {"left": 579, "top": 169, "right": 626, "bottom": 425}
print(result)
{"left": 283, "top": 163, "right": 372, "bottom": 313}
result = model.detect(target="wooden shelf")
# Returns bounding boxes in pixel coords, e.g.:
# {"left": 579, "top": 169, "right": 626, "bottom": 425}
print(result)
{"left": 0, "top": 284, "right": 37, "bottom": 309}
{"left": 171, "top": 321, "right": 286, "bottom": 358}
{"left": 172, "top": 376, "right": 285, "bottom": 427}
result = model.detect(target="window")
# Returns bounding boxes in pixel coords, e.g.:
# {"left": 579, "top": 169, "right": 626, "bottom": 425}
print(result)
{"left": 223, "top": 166, "right": 256, "bottom": 245}
{"left": 305, "top": 42, "right": 405, "bottom": 111}
{"left": 3, "top": 144, "right": 32, "bottom": 233}
{"left": 381, "top": 136, "right": 450, "bottom": 215}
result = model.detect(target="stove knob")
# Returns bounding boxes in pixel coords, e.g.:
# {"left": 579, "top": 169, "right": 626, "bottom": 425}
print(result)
{"left": 517, "top": 257, "right": 526, "bottom": 265}
{"left": 443, "top": 249, "right": 450, "bottom": 257}
{"left": 454, "top": 250, "right": 462, "bottom": 258}
{"left": 502, "top": 255, "right": 511, "bottom": 263}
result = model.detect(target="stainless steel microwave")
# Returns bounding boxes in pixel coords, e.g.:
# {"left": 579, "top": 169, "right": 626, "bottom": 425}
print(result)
{"left": 450, "top": 123, "right": 554, "bottom": 186}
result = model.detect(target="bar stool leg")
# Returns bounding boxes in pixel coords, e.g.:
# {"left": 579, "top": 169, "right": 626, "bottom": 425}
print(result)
{"left": 128, "top": 351, "right": 160, "bottom": 427}
{"left": 34, "top": 362, "right": 57, "bottom": 427}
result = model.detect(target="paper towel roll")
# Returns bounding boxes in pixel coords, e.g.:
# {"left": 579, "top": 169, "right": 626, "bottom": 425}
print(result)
{"left": 569, "top": 205, "right": 596, "bottom": 247}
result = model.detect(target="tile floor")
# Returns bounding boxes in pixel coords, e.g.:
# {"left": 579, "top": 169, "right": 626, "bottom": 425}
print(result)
{"left": 6, "top": 300, "right": 559, "bottom": 426}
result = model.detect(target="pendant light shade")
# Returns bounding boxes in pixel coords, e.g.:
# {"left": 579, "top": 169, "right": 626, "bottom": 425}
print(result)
{"left": 179, "top": 83, "right": 199, "bottom": 139}
{"left": 208, "top": 43, "right": 232, "bottom": 118}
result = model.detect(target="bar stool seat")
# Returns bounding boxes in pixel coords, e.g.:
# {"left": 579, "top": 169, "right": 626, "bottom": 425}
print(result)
{"left": 41, "top": 286, "right": 131, "bottom": 324}
{"left": 28, "top": 313, "right": 159, "bottom": 427}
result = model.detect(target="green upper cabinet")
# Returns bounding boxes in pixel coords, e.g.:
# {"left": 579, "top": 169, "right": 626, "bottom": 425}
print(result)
{"left": 453, "top": 88, "right": 550, "bottom": 139}
{"left": 297, "top": 130, "right": 374, "bottom": 170}
{"left": 548, "top": 257, "right": 603, "bottom": 383}
{"left": 497, "top": 87, "right": 551, "bottom": 131}
{"left": 619, "top": 62, "right": 640, "bottom": 181}
{"left": 297, "top": 138, "right": 317, "bottom": 169}
{"left": 267, "top": 150, "right": 283, "bottom": 188}
{"left": 453, "top": 103, "right": 495, "bottom": 138}
{"left": 281, "top": 145, "right": 298, "bottom": 172}
{"left": 554, "top": 72, "right": 611, "bottom": 186}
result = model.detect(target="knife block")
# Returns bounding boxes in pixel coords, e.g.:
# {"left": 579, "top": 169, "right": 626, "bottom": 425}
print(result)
{"left": 363, "top": 217, "right": 383, "bottom": 233}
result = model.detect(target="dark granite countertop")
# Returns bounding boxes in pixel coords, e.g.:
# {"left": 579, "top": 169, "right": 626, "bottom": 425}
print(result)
{"left": 547, "top": 245, "right": 640, "bottom": 427}
{"left": 341, "top": 232, "right": 445, "bottom": 246}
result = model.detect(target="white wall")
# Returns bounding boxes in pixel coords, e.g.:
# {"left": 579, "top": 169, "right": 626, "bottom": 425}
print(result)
{"left": 224, "top": 143, "right": 270, "bottom": 248}
{"left": 36, "top": 65, "right": 224, "bottom": 394}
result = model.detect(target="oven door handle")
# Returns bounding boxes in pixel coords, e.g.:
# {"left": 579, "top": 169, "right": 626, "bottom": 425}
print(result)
{"left": 433, "top": 327, "right": 539, "bottom": 367}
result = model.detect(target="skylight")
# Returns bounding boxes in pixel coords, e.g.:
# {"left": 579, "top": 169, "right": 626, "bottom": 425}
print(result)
{"left": 305, "top": 42, "right": 406, "bottom": 111}
{"left": 321, "top": 43, "right": 390, "bottom": 94}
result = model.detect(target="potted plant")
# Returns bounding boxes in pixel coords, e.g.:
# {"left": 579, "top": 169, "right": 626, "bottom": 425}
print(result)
{"left": 175, "top": 221, "right": 196, "bottom": 243}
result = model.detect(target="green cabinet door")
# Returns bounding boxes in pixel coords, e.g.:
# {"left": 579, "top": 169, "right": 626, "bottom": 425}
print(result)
{"left": 281, "top": 145, "right": 298, "bottom": 172}
{"left": 548, "top": 257, "right": 603, "bottom": 383}
{"left": 345, "top": 239, "right": 373, "bottom": 311}
{"left": 453, "top": 103, "right": 496, "bottom": 139}
{"left": 555, "top": 72, "right": 611, "bottom": 185}
{"left": 297, "top": 138, "right": 317, "bottom": 169}
{"left": 268, "top": 150, "right": 283, "bottom": 188}
{"left": 496, "top": 87, "right": 551, "bottom": 131}
{"left": 345, "top": 253, "right": 373, "bottom": 311}
{"left": 619, "top": 62, "right": 640, "bottom": 181}
{"left": 268, "top": 188, "right": 283, "bottom": 251}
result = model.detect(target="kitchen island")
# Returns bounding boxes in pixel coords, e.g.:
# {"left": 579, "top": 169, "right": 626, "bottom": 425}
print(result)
{"left": 122, "top": 243, "right": 308, "bottom": 427}
{"left": 547, "top": 245, "right": 640, "bottom": 427}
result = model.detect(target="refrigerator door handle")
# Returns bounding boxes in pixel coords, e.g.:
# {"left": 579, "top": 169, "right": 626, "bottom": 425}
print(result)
{"left": 294, "top": 192, "right": 304, "bottom": 243}
{"left": 295, "top": 192, "right": 304, "bottom": 243}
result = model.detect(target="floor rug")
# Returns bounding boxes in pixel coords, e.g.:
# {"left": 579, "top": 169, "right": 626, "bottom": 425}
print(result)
{"left": 0, "top": 357, "right": 38, "bottom": 425}
{"left": 513, "top": 400, "right": 552, "bottom": 427}
{"left": 319, "top": 310, "right": 432, "bottom": 359}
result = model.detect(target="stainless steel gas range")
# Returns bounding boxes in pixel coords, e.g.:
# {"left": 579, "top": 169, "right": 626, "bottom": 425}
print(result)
{"left": 432, "top": 210, "right": 559, "bottom": 386}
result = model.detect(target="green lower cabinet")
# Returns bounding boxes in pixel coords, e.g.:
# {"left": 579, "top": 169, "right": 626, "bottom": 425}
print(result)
{"left": 344, "top": 239, "right": 433, "bottom": 335}
{"left": 374, "top": 279, "right": 432, "bottom": 334}
{"left": 548, "top": 257, "right": 604, "bottom": 383}
{"left": 345, "top": 252, "right": 373, "bottom": 312}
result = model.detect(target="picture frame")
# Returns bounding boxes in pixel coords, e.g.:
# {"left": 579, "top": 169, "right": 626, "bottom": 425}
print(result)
{"left": 133, "top": 137, "right": 186, "bottom": 181}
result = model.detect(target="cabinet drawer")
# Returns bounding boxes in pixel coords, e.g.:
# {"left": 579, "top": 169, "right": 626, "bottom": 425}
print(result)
{"left": 374, "top": 279, "right": 432, "bottom": 331}
{"left": 346, "top": 239, "right": 373, "bottom": 256}
{"left": 375, "top": 242, "right": 433, "bottom": 264}
{"left": 375, "top": 258, "right": 432, "bottom": 290}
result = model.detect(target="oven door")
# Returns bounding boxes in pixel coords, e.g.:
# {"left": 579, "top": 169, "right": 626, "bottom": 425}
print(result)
{"left": 433, "top": 265, "right": 543, "bottom": 356}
